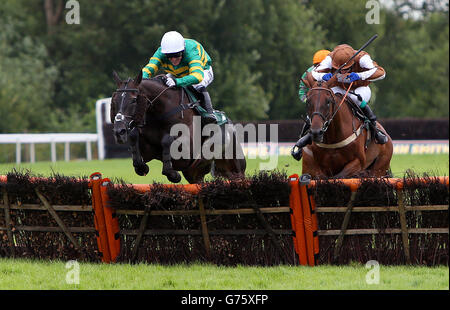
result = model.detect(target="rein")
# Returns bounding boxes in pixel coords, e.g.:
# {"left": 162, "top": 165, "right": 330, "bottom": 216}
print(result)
{"left": 141, "top": 85, "right": 172, "bottom": 108}
{"left": 308, "top": 82, "right": 353, "bottom": 133}
{"left": 308, "top": 82, "right": 368, "bottom": 149}
{"left": 325, "top": 81, "right": 354, "bottom": 131}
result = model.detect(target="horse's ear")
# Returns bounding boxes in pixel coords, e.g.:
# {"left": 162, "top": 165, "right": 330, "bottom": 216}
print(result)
{"left": 134, "top": 70, "right": 142, "bottom": 86}
{"left": 112, "top": 71, "right": 122, "bottom": 87}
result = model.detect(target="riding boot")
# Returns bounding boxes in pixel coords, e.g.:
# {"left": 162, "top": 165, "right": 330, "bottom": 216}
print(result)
{"left": 198, "top": 87, "right": 217, "bottom": 124}
{"left": 291, "top": 121, "right": 312, "bottom": 161}
{"left": 361, "top": 104, "right": 388, "bottom": 144}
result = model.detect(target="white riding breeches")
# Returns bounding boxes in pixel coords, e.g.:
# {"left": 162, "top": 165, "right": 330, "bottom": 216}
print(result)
{"left": 193, "top": 66, "right": 214, "bottom": 91}
{"left": 331, "top": 85, "right": 371, "bottom": 106}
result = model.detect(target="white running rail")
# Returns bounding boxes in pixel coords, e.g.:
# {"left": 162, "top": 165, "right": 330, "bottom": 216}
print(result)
{"left": 0, "top": 133, "right": 98, "bottom": 164}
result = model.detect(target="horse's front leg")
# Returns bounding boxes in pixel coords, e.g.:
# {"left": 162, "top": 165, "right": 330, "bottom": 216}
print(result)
{"left": 129, "top": 127, "right": 149, "bottom": 176}
{"left": 334, "top": 158, "right": 363, "bottom": 178}
{"left": 161, "top": 133, "right": 182, "bottom": 183}
{"left": 301, "top": 148, "right": 324, "bottom": 178}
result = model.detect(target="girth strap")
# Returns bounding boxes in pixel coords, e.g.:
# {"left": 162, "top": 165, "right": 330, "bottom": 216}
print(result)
{"left": 314, "top": 124, "right": 365, "bottom": 149}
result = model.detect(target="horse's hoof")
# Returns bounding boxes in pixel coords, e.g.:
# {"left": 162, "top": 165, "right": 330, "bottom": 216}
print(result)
{"left": 134, "top": 164, "right": 149, "bottom": 176}
{"left": 164, "top": 171, "right": 181, "bottom": 183}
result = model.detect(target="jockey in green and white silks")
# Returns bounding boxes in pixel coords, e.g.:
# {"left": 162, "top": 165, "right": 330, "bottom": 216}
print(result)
{"left": 291, "top": 50, "right": 330, "bottom": 161}
{"left": 142, "top": 31, "right": 217, "bottom": 124}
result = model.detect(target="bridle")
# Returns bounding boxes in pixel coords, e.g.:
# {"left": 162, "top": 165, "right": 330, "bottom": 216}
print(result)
{"left": 306, "top": 82, "right": 353, "bottom": 133}
{"left": 113, "top": 78, "right": 172, "bottom": 130}
{"left": 113, "top": 78, "right": 139, "bottom": 130}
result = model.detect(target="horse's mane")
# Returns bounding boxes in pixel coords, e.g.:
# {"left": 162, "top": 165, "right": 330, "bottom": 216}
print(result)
{"left": 150, "top": 74, "right": 166, "bottom": 84}
{"left": 141, "top": 74, "right": 166, "bottom": 86}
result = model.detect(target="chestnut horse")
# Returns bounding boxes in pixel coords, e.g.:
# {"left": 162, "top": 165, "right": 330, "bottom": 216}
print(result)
{"left": 110, "top": 71, "right": 246, "bottom": 184}
{"left": 301, "top": 78, "right": 393, "bottom": 178}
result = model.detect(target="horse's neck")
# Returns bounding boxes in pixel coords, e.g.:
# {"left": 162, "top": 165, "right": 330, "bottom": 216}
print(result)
{"left": 323, "top": 99, "right": 358, "bottom": 144}
{"left": 142, "top": 81, "right": 192, "bottom": 125}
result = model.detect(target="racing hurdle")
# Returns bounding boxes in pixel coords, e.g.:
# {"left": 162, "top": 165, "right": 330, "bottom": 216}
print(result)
{"left": 288, "top": 174, "right": 449, "bottom": 266}
{"left": 1, "top": 171, "right": 448, "bottom": 265}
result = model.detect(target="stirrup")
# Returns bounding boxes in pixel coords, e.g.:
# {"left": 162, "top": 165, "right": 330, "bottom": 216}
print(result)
{"left": 291, "top": 145, "right": 303, "bottom": 161}
{"left": 375, "top": 130, "right": 388, "bottom": 144}
{"left": 202, "top": 113, "right": 217, "bottom": 124}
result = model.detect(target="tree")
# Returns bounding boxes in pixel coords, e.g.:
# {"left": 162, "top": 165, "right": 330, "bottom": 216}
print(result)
{"left": 0, "top": 17, "right": 57, "bottom": 133}
{"left": 256, "top": 0, "right": 327, "bottom": 119}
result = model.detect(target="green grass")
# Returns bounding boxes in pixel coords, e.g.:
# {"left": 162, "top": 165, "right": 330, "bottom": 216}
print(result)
{"left": 0, "top": 154, "right": 448, "bottom": 184}
{"left": 0, "top": 258, "right": 448, "bottom": 290}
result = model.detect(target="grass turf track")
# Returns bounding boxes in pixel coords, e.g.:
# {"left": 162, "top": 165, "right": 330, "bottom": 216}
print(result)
{"left": 0, "top": 154, "right": 448, "bottom": 184}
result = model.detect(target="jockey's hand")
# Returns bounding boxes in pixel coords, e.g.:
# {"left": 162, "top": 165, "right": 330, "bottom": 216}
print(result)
{"left": 348, "top": 72, "right": 361, "bottom": 82}
{"left": 165, "top": 77, "right": 176, "bottom": 87}
{"left": 322, "top": 73, "right": 332, "bottom": 81}
{"left": 336, "top": 73, "right": 347, "bottom": 83}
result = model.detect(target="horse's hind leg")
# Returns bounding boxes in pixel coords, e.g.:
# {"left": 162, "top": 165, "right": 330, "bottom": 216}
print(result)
{"left": 213, "top": 127, "right": 246, "bottom": 179}
{"left": 368, "top": 150, "right": 393, "bottom": 177}
{"left": 161, "top": 133, "right": 182, "bottom": 183}
{"left": 366, "top": 139, "right": 394, "bottom": 177}
{"left": 129, "top": 128, "right": 149, "bottom": 176}
{"left": 182, "top": 163, "right": 210, "bottom": 184}
{"left": 213, "top": 158, "right": 246, "bottom": 179}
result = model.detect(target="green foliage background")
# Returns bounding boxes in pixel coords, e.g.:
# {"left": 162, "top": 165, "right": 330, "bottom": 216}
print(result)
{"left": 0, "top": 0, "right": 448, "bottom": 134}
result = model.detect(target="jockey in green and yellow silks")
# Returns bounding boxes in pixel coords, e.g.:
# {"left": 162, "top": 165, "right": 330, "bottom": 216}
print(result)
{"left": 142, "top": 31, "right": 216, "bottom": 124}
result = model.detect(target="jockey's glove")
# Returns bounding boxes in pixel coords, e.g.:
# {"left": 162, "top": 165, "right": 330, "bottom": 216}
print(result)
{"left": 165, "top": 77, "right": 176, "bottom": 87}
{"left": 322, "top": 73, "right": 332, "bottom": 81}
{"left": 348, "top": 72, "right": 361, "bottom": 82}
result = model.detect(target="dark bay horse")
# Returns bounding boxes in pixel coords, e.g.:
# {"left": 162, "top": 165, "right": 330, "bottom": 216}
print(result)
{"left": 110, "top": 71, "right": 246, "bottom": 184}
{"left": 301, "top": 76, "right": 393, "bottom": 178}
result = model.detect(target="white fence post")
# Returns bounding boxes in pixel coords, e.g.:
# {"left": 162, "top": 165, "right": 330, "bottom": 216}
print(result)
{"left": 16, "top": 140, "right": 21, "bottom": 164}
{"left": 86, "top": 141, "right": 92, "bottom": 161}
{"left": 30, "top": 143, "right": 35, "bottom": 163}
{"left": 51, "top": 140, "right": 56, "bottom": 163}
{"left": 65, "top": 142, "right": 70, "bottom": 162}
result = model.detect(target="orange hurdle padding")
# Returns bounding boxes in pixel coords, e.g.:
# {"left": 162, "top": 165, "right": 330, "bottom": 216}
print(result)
{"left": 289, "top": 174, "right": 308, "bottom": 266}
{"left": 298, "top": 174, "right": 316, "bottom": 266}
{"left": 310, "top": 176, "right": 449, "bottom": 191}
{"left": 122, "top": 183, "right": 202, "bottom": 194}
{"left": 89, "top": 172, "right": 111, "bottom": 263}
{"left": 300, "top": 174, "right": 319, "bottom": 264}
{"left": 100, "top": 178, "right": 121, "bottom": 262}
{"left": 307, "top": 189, "right": 320, "bottom": 262}
{"left": 288, "top": 175, "right": 299, "bottom": 256}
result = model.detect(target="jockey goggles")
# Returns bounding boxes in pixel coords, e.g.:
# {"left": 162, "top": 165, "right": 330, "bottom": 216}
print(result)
{"left": 165, "top": 51, "right": 183, "bottom": 59}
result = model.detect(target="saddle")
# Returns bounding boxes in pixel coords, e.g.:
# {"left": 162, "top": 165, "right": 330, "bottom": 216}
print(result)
{"left": 183, "top": 86, "right": 229, "bottom": 126}
{"left": 146, "top": 75, "right": 229, "bottom": 126}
